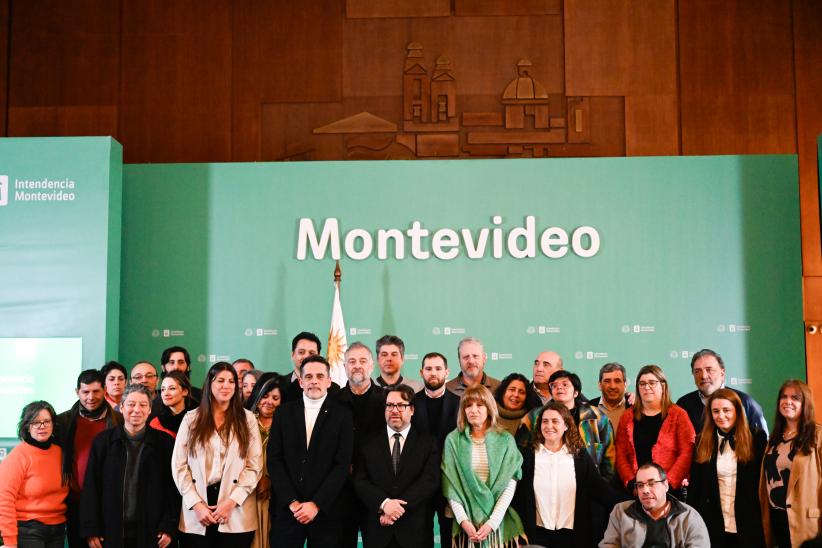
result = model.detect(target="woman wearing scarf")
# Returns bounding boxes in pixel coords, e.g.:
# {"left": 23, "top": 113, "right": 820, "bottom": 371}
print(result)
{"left": 441, "top": 385, "right": 525, "bottom": 548}
{"left": 0, "top": 401, "right": 69, "bottom": 548}
{"left": 493, "top": 373, "right": 541, "bottom": 444}
{"left": 244, "top": 372, "right": 282, "bottom": 548}
{"left": 687, "top": 388, "right": 766, "bottom": 547}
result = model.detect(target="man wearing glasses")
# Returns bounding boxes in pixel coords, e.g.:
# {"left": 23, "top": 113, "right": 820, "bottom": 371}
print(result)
{"left": 353, "top": 385, "right": 440, "bottom": 548}
{"left": 56, "top": 369, "right": 123, "bottom": 548}
{"left": 130, "top": 361, "right": 160, "bottom": 400}
{"left": 601, "top": 463, "right": 709, "bottom": 547}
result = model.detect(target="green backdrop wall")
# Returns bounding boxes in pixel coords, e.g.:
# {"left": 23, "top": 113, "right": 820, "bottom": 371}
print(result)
{"left": 120, "top": 155, "right": 803, "bottom": 424}
{"left": 0, "top": 137, "right": 122, "bottom": 441}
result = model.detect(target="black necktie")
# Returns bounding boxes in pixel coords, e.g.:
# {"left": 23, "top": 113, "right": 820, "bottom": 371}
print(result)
{"left": 392, "top": 433, "right": 402, "bottom": 474}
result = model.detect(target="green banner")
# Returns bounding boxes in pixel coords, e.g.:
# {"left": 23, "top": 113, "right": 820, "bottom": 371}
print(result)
{"left": 121, "top": 155, "right": 802, "bottom": 424}
{"left": 0, "top": 137, "right": 122, "bottom": 444}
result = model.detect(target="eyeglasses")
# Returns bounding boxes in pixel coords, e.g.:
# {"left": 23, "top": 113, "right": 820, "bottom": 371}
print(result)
{"left": 635, "top": 479, "right": 666, "bottom": 490}
{"left": 385, "top": 403, "right": 411, "bottom": 410}
{"left": 131, "top": 373, "right": 157, "bottom": 381}
{"left": 30, "top": 419, "right": 52, "bottom": 429}
{"left": 638, "top": 380, "right": 662, "bottom": 389}
{"left": 549, "top": 381, "right": 573, "bottom": 390}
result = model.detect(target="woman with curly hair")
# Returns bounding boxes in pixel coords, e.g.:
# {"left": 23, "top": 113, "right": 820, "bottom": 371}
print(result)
{"left": 513, "top": 401, "right": 628, "bottom": 548}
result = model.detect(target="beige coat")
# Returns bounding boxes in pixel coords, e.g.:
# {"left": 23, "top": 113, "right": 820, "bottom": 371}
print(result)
{"left": 172, "top": 409, "right": 263, "bottom": 535}
{"left": 760, "top": 423, "right": 822, "bottom": 548}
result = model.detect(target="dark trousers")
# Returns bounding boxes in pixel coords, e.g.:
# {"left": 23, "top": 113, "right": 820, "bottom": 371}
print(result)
{"left": 66, "top": 499, "right": 83, "bottom": 548}
{"left": 724, "top": 532, "right": 740, "bottom": 548}
{"left": 180, "top": 483, "right": 254, "bottom": 548}
{"left": 530, "top": 526, "right": 573, "bottom": 548}
{"left": 770, "top": 508, "right": 792, "bottom": 548}
{"left": 271, "top": 506, "right": 343, "bottom": 548}
{"left": 17, "top": 520, "right": 65, "bottom": 548}
{"left": 428, "top": 497, "right": 452, "bottom": 548}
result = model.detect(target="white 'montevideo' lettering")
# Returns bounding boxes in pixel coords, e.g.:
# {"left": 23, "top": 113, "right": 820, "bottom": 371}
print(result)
{"left": 296, "top": 216, "right": 601, "bottom": 261}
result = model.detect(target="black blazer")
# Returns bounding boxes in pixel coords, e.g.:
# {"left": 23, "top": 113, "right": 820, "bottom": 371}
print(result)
{"left": 353, "top": 426, "right": 440, "bottom": 548}
{"left": 411, "top": 389, "right": 460, "bottom": 448}
{"left": 513, "top": 446, "right": 630, "bottom": 548}
{"left": 79, "top": 426, "right": 180, "bottom": 548}
{"left": 267, "top": 395, "right": 354, "bottom": 516}
{"left": 687, "top": 428, "right": 767, "bottom": 548}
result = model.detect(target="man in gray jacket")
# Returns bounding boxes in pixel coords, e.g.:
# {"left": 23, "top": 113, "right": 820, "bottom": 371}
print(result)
{"left": 600, "top": 463, "right": 709, "bottom": 548}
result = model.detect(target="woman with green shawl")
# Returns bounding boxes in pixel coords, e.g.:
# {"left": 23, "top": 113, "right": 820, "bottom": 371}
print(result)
{"left": 441, "top": 385, "right": 526, "bottom": 548}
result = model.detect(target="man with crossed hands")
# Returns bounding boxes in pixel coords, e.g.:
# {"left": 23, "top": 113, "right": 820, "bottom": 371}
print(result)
{"left": 354, "top": 385, "right": 440, "bottom": 548}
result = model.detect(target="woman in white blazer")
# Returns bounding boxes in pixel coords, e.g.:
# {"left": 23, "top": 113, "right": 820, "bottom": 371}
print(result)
{"left": 172, "top": 361, "right": 263, "bottom": 548}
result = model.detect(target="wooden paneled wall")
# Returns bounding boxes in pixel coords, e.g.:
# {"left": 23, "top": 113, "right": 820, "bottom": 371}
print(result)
{"left": 2, "top": 0, "right": 822, "bottom": 401}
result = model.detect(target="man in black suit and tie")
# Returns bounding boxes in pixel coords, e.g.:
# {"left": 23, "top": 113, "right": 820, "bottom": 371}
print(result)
{"left": 354, "top": 384, "right": 440, "bottom": 548}
{"left": 412, "top": 352, "right": 459, "bottom": 547}
{"left": 268, "top": 355, "right": 354, "bottom": 548}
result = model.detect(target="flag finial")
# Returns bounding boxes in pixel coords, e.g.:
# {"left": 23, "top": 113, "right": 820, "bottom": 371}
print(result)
{"left": 333, "top": 260, "right": 342, "bottom": 283}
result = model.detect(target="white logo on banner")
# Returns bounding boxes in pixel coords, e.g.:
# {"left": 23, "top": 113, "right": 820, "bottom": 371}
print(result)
{"left": 0, "top": 175, "right": 7, "bottom": 206}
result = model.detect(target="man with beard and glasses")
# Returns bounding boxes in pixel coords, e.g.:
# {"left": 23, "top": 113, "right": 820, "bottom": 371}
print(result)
{"left": 412, "top": 352, "right": 459, "bottom": 547}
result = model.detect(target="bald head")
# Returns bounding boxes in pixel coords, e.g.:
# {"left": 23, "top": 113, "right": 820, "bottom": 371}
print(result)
{"left": 533, "top": 351, "right": 563, "bottom": 385}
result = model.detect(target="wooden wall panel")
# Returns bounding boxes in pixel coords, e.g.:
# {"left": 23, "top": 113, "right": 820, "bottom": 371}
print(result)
{"left": 9, "top": 0, "right": 119, "bottom": 108}
{"left": 679, "top": 0, "right": 796, "bottom": 155}
{"left": 564, "top": 0, "right": 678, "bottom": 156}
{"left": 8, "top": 106, "right": 117, "bottom": 137}
{"left": 120, "top": 0, "right": 232, "bottom": 163}
{"left": 343, "top": 15, "right": 564, "bottom": 98}
{"left": 347, "top": 0, "right": 449, "bottom": 18}
{"left": 0, "top": 0, "right": 8, "bottom": 136}
{"left": 794, "top": 0, "right": 822, "bottom": 278}
{"left": 233, "top": 0, "right": 344, "bottom": 161}
{"left": 7, "top": 0, "right": 118, "bottom": 138}
{"left": 454, "top": 0, "right": 560, "bottom": 16}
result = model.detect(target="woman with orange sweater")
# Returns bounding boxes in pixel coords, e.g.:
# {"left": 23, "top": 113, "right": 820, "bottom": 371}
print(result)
{"left": 0, "top": 401, "right": 69, "bottom": 548}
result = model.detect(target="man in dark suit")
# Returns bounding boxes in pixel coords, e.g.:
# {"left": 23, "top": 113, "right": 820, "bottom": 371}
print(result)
{"left": 268, "top": 355, "right": 354, "bottom": 548}
{"left": 675, "top": 348, "right": 768, "bottom": 434}
{"left": 354, "top": 384, "right": 440, "bottom": 548}
{"left": 412, "top": 352, "right": 459, "bottom": 547}
{"left": 280, "top": 331, "right": 341, "bottom": 404}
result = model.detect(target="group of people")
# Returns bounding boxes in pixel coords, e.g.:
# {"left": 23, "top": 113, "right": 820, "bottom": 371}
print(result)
{"left": 1, "top": 334, "right": 821, "bottom": 548}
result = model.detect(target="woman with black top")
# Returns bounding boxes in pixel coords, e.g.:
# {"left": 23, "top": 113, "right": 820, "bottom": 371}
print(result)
{"left": 614, "top": 365, "right": 695, "bottom": 497}
{"left": 759, "top": 379, "right": 822, "bottom": 548}
{"left": 688, "top": 388, "right": 766, "bottom": 547}
{"left": 149, "top": 370, "right": 195, "bottom": 438}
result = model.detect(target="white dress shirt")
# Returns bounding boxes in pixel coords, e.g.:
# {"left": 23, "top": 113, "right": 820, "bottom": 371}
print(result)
{"left": 533, "top": 444, "right": 576, "bottom": 530}
{"left": 716, "top": 433, "right": 738, "bottom": 533}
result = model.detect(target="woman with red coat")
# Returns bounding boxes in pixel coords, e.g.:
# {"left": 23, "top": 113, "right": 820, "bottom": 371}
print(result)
{"left": 615, "top": 365, "right": 695, "bottom": 498}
